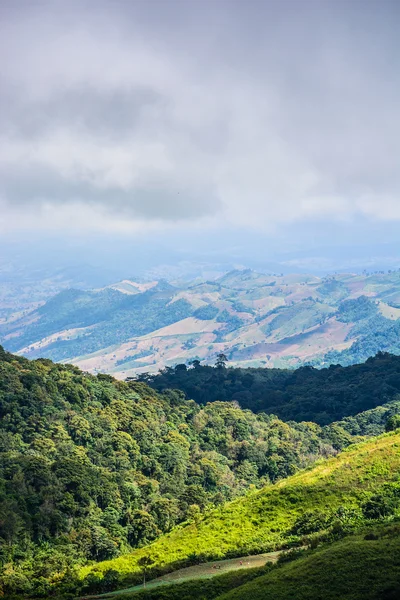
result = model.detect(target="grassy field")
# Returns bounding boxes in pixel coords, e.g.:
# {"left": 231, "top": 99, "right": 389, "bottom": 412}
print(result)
{"left": 88, "top": 552, "right": 280, "bottom": 598}
{"left": 218, "top": 528, "right": 400, "bottom": 600}
{"left": 80, "top": 431, "right": 400, "bottom": 586}
{"left": 86, "top": 527, "right": 400, "bottom": 600}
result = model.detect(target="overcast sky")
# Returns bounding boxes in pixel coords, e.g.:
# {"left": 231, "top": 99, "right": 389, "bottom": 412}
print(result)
{"left": 1, "top": 0, "right": 400, "bottom": 246}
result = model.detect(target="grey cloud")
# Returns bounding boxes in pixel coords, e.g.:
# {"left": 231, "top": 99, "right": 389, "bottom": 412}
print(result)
{"left": 0, "top": 163, "right": 218, "bottom": 220}
{"left": 0, "top": 86, "right": 167, "bottom": 141}
{"left": 1, "top": 0, "right": 400, "bottom": 229}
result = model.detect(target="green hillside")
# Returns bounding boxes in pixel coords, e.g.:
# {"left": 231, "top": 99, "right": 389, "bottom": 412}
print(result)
{"left": 0, "top": 348, "right": 365, "bottom": 598}
{"left": 80, "top": 431, "right": 400, "bottom": 590}
{"left": 218, "top": 531, "right": 400, "bottom": 600}
{"left": 118, "top": 527, "right": 400, "bottom": 600}
{"left": 2, "top": 347, "right": 400, "bottom": 598}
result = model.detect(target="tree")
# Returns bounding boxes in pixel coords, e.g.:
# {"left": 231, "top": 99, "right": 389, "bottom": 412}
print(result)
{"left": 189, "top": 359, "right": 201, "bottom": 369}
{"left": 137, "top": 555, "right": 155, "bottom": 588}
{"left": 362, "top": 494, "right": 396, "bottom": 519}
{"left": 385, "top": 414, "right": 400, "bottom": 432}
{"left": 215, "top": 353, "right": 228, "bottom": 369}
{"left": 127, "top": 511, "right": 160, "bottom": 547}
{"left": 101, "top": 569, "right": 120, "bottom": 592}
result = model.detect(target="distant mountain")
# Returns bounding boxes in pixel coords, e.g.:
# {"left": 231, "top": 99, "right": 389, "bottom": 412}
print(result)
{"left": 0, "top": 259, "right": 124, "bottom": 325}
{"left": 3, "top": 268, "right": 400, "bottom": 375}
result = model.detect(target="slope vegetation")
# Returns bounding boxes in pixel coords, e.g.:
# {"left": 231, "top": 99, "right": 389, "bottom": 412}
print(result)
{"left": 147, "top": 351, "right": 400, "bottom": 423}
{"left": 80, "top": 431, "right": 400, "bottom": 588}
{"left": 218, "top": 530, "right": 400, "bottom": 600}
{"left": 117, "top": 528, "right": 400, "bottom": 600}
{"left": 0, "top": 348, "right": 361, "bottom": 598}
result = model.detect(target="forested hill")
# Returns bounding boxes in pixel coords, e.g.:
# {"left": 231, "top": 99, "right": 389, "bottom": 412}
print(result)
{"left": 143, "top": 351, "right": 400, "bottom": 424}
{"left": 1, "top": 347, "right": 400, "bottom": 597}
{"left": 1, "top": 345, "right": 383, "bottom": 598}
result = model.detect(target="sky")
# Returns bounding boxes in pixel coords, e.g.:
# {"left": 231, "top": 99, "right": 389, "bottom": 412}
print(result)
{"left": 1, "top": 0, "right": 400, "bottom": 274}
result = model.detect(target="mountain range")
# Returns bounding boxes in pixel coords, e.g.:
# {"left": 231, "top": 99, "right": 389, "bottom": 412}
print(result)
{"left": 3, "top": 269, "right": 400, "bottom": 376}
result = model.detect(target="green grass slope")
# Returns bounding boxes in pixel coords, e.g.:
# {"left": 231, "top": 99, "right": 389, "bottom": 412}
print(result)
{"left": 218, "top": 530, "right": 400, "bottom": 600}
{"left": 81, "top": 431, "right": 400, "bottom": 584}
{"left": 115, "top": 527, "right": 400, "bottom": 600}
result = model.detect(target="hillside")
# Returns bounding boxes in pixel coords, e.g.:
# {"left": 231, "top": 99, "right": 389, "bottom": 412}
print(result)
{"left": 3, "top": 269, "right": 400, "bottom": 374}
{"left": 115, "top": 528, "right": 400, "bottom": 600}
{"left": 217, "top": 531, "right": 400, "bottom": 600}
{"left": 0, "top": 347, "right": 368, "bottom": 598}
{"left": 79, "top": 431, "right": 400, "bottom": 591}
{"left": 145, "top": 351, "right": 400, "bottom": 424}
{"left": 1, "top": 349, "right": 400, "bottom": 597}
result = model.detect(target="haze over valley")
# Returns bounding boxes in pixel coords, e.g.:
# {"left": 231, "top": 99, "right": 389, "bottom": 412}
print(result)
{"left": 2, "top": 267, "right": 400, "bottom": 377}
{"left": 2, "top": 1, "right": 400, "bottom": 599}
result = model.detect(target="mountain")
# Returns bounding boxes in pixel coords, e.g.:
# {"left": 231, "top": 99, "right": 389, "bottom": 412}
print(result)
{"left": 0, "top": 259, "right": 123, "bottom": 326}
{"left": 3, "top": 269, "right": 400, "bottom": 376}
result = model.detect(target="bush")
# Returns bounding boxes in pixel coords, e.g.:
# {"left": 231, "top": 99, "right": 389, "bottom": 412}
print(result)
{"left": 386, "top": 415, "right": 400, "bottom": 432}
{"left": 362, "top": 494, "right": 397, "bottom": 520}
{"left": 291, "top": 510, "right": 332, "bottom": 535}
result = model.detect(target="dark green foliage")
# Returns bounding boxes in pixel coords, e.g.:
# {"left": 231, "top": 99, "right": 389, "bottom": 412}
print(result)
{"left": 290, "top": 510, "right": 332, "bottom": 535}
{"left": 321, "top": 295, "right": 400, "bottom": 367}
{"left": 146, "top": 352, "right": 400, "bottom": 424}
{"left": 385, "top": 414, "right": 400, "bottom": 432}
{"left": 334, "top": 400, "right": 400, "bottom": 437}
{"left": 336, "top": 296, "right": 378, "bottom": 323}
{"left": 323, "top": 316, "right": 400, "bottom": 366}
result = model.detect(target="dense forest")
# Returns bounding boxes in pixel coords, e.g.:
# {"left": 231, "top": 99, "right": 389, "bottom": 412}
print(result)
{"left": 142, "top": 352, "right": 400, "bottom": 424}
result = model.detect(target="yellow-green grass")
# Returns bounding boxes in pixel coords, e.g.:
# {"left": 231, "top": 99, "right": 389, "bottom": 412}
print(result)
{"left": 218, "top": 530, "right": 400, "bottom": 600}
{"left": 115, "top": 528, "right": 400, "bottom": 600}
{"left": 91, "top": 552, "right": 280, "bottom": 598}
{"left": 80, "top": 432, "right": 400, "bottom": 582}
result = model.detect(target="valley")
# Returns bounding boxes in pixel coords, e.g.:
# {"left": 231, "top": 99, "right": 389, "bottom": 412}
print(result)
{"left": 3, "top": 269, "right": 400, "bottom": 376}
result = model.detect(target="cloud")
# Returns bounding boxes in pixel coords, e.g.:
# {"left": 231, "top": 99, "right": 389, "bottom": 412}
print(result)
{"left": 1, "top": 0, "right": 400, "bottom": 232}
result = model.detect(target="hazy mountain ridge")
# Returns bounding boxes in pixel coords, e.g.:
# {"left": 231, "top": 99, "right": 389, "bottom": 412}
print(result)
{"left": 3, "top": 269, "right": 400, "bottom": 375}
